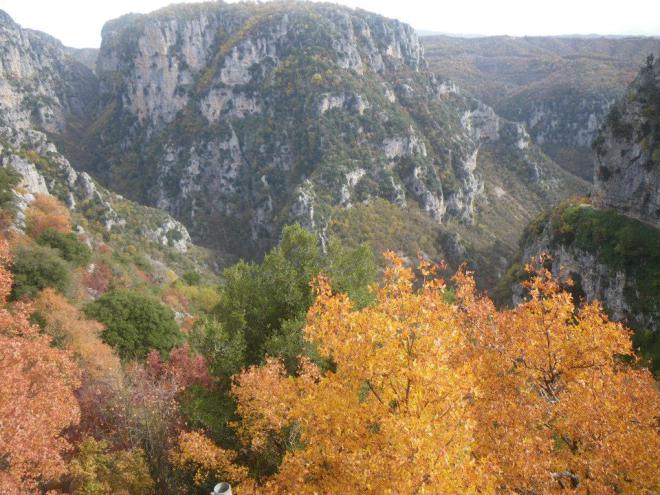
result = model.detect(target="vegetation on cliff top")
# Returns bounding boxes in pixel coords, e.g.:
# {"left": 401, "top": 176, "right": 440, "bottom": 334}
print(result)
{"left": 498, "top": 198, "right": 660, "bottom": 372}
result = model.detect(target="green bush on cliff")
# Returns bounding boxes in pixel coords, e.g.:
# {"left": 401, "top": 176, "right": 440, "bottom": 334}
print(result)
{"left": 37, "top": 228, "right": 92, "bottom": 266}
{"left": 0, "top": 165, "right": 20, "bottom": 213}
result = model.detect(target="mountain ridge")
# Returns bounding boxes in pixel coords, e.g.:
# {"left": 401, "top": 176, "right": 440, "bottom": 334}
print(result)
{"left": 0, "top": 3, "right": 593, "bottom": 288}
{"left": 64, "top": 0, "right": 586, "bottom": 287}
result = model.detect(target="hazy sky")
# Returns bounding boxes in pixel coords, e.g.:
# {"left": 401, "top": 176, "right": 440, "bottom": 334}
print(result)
{"left": 1, "top": 0, "right": 658, "bottom": 48}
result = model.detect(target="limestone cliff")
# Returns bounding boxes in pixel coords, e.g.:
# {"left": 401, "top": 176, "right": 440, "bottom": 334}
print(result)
{"left": 83, "top": 1, "right": 584, "bottom": 268}
{"left": 0, "top": 9, "right": 212, "bottom": 273}
{"left": 501, "top": 200, "right": 659, "bottom": 370}
{"left": 0, "top": 3, "right": 587, "bottom": 285}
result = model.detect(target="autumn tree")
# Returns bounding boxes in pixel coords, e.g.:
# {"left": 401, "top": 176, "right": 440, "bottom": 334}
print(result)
{"left": 74, "top": 344, "right": 212, "bottom": 493}
{"left": 231, "top": 254, "right": 494, "bottom": 494}
{"left": 65, "top": 438, "right": 155, "bottom": 495}
{"left": 34, "top": 288, "right": 121, "bottom": 382}
{"left": 25, "top": 193, "right": 71, "bottom": 238}
{"left": 230, "top": 254, "right": 660, "bottom": 494}
{"left": 170, "top": 431, "right": 248, "bottom": 492}
{"left": 0, "top": 239, "right": 81, "bottom": 493}
{"left": 463, "top": 267, "right": 660, "bottom": 494}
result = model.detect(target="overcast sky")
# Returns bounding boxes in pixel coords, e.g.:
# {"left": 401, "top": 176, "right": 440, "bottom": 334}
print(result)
{"left": 1, "top": 0, "right": 658, "bottom": 48}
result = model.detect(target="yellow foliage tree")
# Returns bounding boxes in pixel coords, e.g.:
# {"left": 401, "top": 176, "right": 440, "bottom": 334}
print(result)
{"left": 170, "top": 431, "right": 249, "bottom": 489}
{"left": 465, "top": 267, "right": 660, "bottom": 494}
{"left": 232, "top": 254, "right": 494, "bottom": 494}
{"left": 231, "top": 254, "right": 659, "bottom": 494}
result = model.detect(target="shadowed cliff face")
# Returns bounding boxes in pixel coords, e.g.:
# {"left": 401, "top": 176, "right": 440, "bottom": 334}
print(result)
{"left": 593, "top": 57, "right": 659, "bottom": 228}
{"left": 79, "top": 1, "right": 584, "bottom": 271}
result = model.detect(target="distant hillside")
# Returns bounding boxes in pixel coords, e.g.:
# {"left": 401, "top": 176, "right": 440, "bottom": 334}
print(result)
{"left": 64, "top": 47, "right": 99, "bottom": 72}
{"left": 422, "top": 35, "right": 660, "bottom": 179}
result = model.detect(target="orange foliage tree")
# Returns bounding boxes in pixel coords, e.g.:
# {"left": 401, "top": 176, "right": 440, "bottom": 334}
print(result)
{"left": 34, "top": 288, "right": 121, "bottom": 382}
{"left": 230, "top": 254, "right": 659, "bottom": 494}
{"left": 464, "top": 267, "right": 660, "bottom": 494}
{"left": 0, "top": 239, "right": 81, "bottom": 494}
{"left": 25, "top": 193, "right": 71, "bottom": 238}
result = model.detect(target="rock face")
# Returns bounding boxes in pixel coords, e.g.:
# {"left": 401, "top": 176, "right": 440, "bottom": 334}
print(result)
{"left": 82, "top": 1, "right": 583, "bottom": 262}
{"left": 512, "top": 207, "right": 656, "bottom": 333}
{"left": 0, "top": 10, "right": 97, "bottom": 132}
{"left": 495, "top": 89, "right": 615, "bottom": 181}
{"left": 592, "top": 57, "right": 659, "bottom": 228}
{"left": 0, "top": 4, "right": 586, "bottom": 283}
{"left": 504, "top": 199, "right": 659, "bottom": 374}
{"left": 0, "top": 9, "right": 194, "bottom": 255}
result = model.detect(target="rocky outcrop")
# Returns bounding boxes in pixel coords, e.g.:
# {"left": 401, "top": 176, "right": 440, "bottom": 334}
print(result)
{"left": 592, "top": 57, "right": 659, "bottom": 228}
{"left": 520, "top": 98, "right": 611, "bottom": 149}
{"left": 512, "top": 208, "right": 656, "bottom": 333}
{"left": 0, "top": 126, "right": 192, "bottom": 253}
{"left": 95, "top": 3, "right": 423, "bottom": 132}
{"left": 0, "top": 9, "right": 97, "bottom": 132}
{"left": 0, "top": 9, "right": 195, "bottom": 255}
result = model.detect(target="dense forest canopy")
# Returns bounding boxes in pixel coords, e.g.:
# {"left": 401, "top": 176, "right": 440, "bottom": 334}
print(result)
{"left": 1, "top": 215, "right": 658, "bottom": 492}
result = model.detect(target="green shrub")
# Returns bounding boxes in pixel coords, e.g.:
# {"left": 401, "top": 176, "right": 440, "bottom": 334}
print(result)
{"left": 37, "top": 228, "right": 92, "bottom": 266}
{"left": 11, "top": 244, "right": 70, "bottom": 299}
{"left": 85, "top": 289, "right": 182, "bottom": 360}
{"left": 182, "top": 270, "right": 201, "bottom": 285}
{"left": 0, "top": 165, "right": 21, "bottom": 212}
